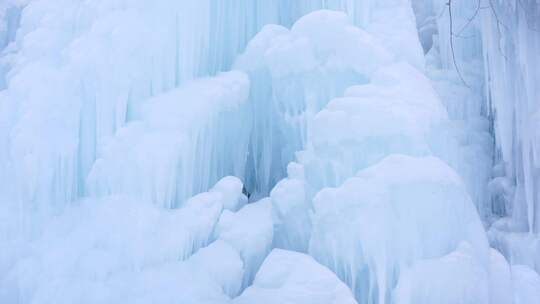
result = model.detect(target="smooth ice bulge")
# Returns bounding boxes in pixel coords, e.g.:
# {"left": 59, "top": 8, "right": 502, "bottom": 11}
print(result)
{"left": 309, "top": 155, "right": 488, "bottom": 303}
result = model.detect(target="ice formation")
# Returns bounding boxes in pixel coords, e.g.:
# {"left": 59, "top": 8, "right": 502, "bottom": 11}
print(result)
{"left": 1, "top": 0, "right": 539, "bottom": 304}
{"left": 1, "top": 177, "right": 247, "bottom": 303}
{"left": 309, "top": 155, "right": 488, "bottom": 303}
{"left": 86, "top": 71, "right": 251, "bottom": 208}
{"left": 234, "top": 10, "right": 393, "bottom": 198}
{"left": 233, "top": 249, "right": 358, "bottom": 304}
{"left": 214, "top": 198, "right": 273, "bottom": 288}
{"left": 416, "top": 0, "right": 540, "bottom": 277}
{"left": 394, "top": 243, "right": 490, "bottom": 304}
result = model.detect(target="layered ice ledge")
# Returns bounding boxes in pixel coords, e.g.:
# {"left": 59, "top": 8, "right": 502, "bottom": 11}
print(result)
{"left": 87, "top": 71, "right": 251, "bottom": 208}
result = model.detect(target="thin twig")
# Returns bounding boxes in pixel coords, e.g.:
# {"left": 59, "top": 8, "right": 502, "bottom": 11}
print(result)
{"left": 453, "top": 0, "right": 481, "bottom": 37}
{"left": 488, "top": 0, "right": 509, "bottom": 60}
{"left": 447, "top": 0, "right": 470, "bottom": 88}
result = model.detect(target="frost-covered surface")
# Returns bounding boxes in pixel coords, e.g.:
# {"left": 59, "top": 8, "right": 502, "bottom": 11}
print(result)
{"left": 301, "top": 62, "right": 447, "bottom": 190}
{"left": 309, "top": 155, "right": 488, "bottom": 303}
{"left": 394, "top": 243, "right": 490, "bottom": 304}
{"left": 512, "top": 264, "right": 540, "bottom": 304}
{"left": 1, "top": 0, "right": 540, "bottom": 303}
{"left": 233, "top": 249, "right": 357, "bottom": 304}
{"left": 488, "top": 220, "right": 540, "bottom": 272}
{"left": 0, "top": 177, "right": 247, "bottom": 303}
{"left": 214, "top": 198, "right": 273, "bottom": 288}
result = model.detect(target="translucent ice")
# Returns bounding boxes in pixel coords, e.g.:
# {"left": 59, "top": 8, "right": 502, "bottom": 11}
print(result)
{"left": 86, "top": 71, "right": 251, "bottom": 208}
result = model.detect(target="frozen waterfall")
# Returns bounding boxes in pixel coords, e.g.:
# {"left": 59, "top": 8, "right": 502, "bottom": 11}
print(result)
{"left": 1, "top": 1, "right": 539, "bottom": 304}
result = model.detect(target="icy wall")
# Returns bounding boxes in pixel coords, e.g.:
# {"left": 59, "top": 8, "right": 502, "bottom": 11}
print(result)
{"left": 0, "top": 0, "right": 364, "bottom": 233}
{"left": 481, "top": 0, "right": 540, "bottom": 273}
{"left": 0, "top": 0, "right": 387, "bottom": 227}
{"left": 480, "top": 1, "right": 540, "bottom": 224}
{"left": 413, "top": 0, "right": 540, "bottom": 273}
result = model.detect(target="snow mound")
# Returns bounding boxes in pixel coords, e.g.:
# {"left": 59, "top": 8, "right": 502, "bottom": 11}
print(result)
{"left": 309, "top": 155, "right": 488, "bottom": 303}
{"left": 300, "top": 62, "right": 448, "bottom": 190}
{"left": 233, "top": 249, "right": 357, "bottom": 304}
{"left": 394, "top": 242, "right": 489, "bottom": 304}
{"left": 237, "top": 10, "right": 393, "bottom": 78}
{"left": 488, "top": 218, "right": 540, "bottom": 274}
{"left": 488, "top": 248, "right": 513, "bottom": 304}
{"left": 270, "top": 163, "right": 312, "bottom": 252}
{"left": 215, "top": 198, "right": 273, "bottom": 288}
{"left": 6, "top": 240, "right": 244, "bottom": 304}
{"left": 512, "top": 265, "right": 540, "bottom": 304}
{"left": 0, "top": 177, "right": 248, "bottom": 304}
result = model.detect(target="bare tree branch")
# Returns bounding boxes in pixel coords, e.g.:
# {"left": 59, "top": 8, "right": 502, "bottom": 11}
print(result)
{"left": 447, "top": 0, "right": 470, "bottom": 87}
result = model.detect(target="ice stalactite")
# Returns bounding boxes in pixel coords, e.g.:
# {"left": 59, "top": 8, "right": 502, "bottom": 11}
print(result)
{"left": 411, "top": 0, "right": 494, "bottom": 219}
{"left": 480, "top": 0, "right": 540, "bottom": 237}
{"left": 86, "top": 72, "right": 251, "bottom": 208}
{"left": 415, "top": 0, "right": 540, "bottom": 274}
{"left": 0, "top": 1, "right": 216, "bottom": 236}
{"left": 269, "top": 1, "right": 444, "bottom": 253}
{"left": 235, "top": 9, "right": 393, "bottom": 198}
{"left": 266, "top": 1, "right": 539, "bottom": 303}
{"left": 0, "top": 0, "right": 388, "bottom": 223}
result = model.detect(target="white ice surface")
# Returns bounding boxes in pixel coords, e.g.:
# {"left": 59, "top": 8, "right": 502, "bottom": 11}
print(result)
{"left": 1, "top": 177, "right": 244, "bottom": 303}
{"left": 215, "top": 198, "right": 273, "bottom": 289}
{"left": 233, "top": 249, "right": 357, "bottom": 304}
{"left": 394, "top": 242, "right": 489, "bottom": 304}
{"left": 309, "top": 155, "right": 488, "bottom": 303}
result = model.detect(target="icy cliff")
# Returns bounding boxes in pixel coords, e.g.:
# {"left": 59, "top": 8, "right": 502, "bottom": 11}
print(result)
{"left": 1, "top": 1, "right": 539, "bottom": 304}
{"left": 415, "top": 0, "right": 540, "bottom": 279}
